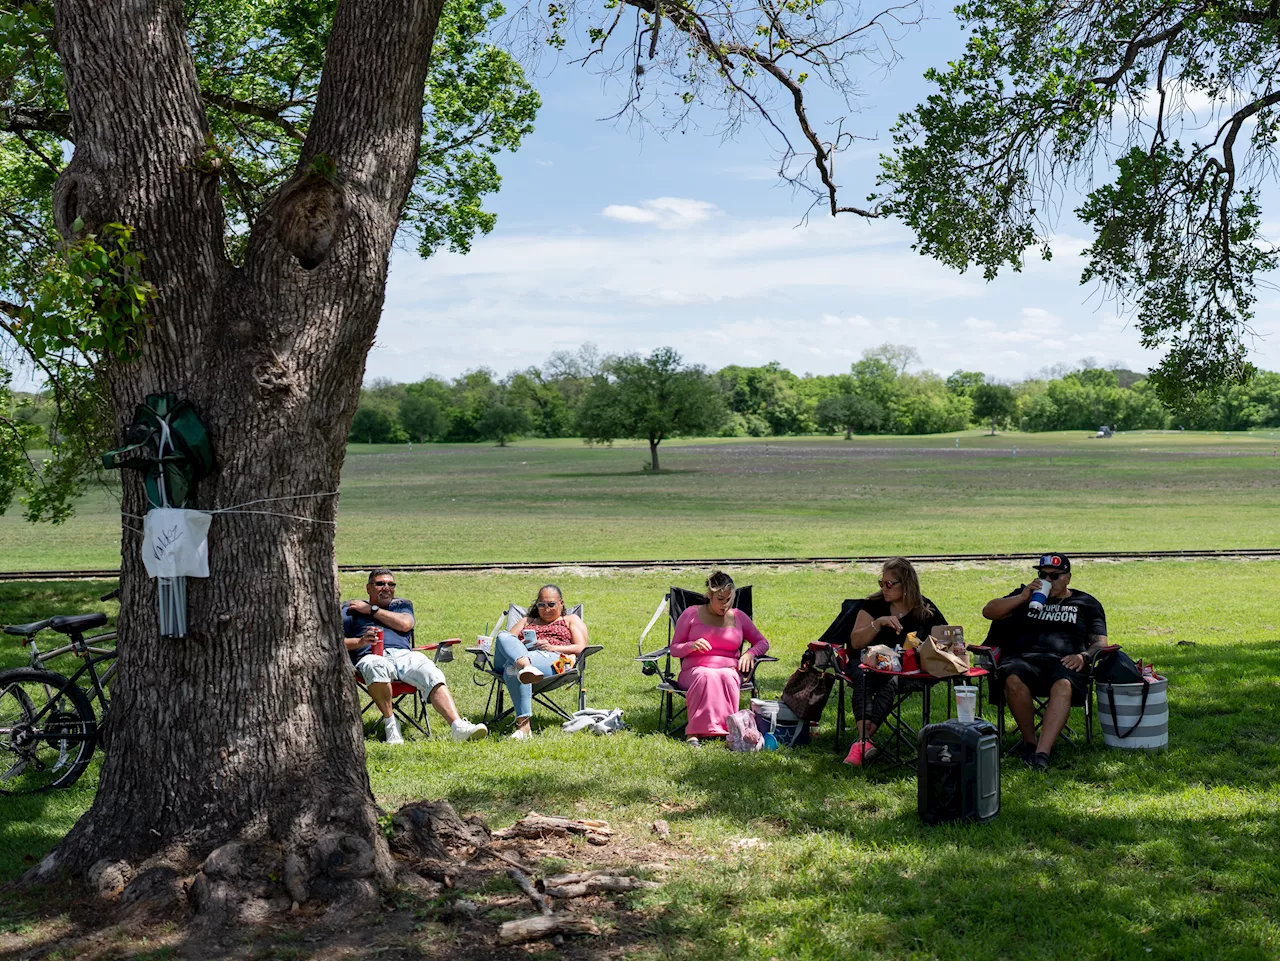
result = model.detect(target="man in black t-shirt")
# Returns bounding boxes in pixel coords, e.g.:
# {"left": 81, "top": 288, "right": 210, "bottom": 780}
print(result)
{"left": 981, "top": 553, "right": 1108, "bottom": 771}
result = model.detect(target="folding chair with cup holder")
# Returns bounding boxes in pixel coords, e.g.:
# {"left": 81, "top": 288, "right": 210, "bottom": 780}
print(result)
{"left": 969, "top": 618, "right": 1119, "bottom": 751}
{"left": 466, "top": 603, "right": 603, "bottom": 730}
{"left": 355, "top": 634, "right": 461, "bottom": 740}
{"left": 799, "top": 599, "right": 863, "bottom": 753}
{"left": 634, "top": 585, "right": 777, "bottom": 737}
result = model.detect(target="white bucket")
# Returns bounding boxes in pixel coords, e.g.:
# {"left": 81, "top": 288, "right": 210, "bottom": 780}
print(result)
{"left": 1097, "top": 678, "right": 1168, "bottom": 750}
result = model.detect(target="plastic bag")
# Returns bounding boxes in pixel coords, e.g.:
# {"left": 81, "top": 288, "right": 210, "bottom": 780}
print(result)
{"left": 726, "top": 709, "right": 764, "bottom": 751}
{"left": 142, "top": 507, "right": 211, "bottom": 578}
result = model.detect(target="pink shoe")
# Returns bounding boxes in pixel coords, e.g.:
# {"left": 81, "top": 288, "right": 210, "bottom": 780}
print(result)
{"left": 844, "top": 741, "right": 866, "bottom": 766}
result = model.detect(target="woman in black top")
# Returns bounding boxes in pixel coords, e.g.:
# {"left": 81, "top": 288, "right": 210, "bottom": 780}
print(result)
{"left": 844, "top": 557, "right": 946, "bottom": 765}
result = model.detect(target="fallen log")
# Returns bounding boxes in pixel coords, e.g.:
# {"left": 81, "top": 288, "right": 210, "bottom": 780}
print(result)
{"left": 492, "top": 813, "right": 614, "bottom": 841}
{"left": 507, "top": 868, "right": 554, "bottom": 916}
{"left": 540, "top": 863, "right": 668, "bottom": 888}
{"left": 497, "top": 913, "right": 602, "bottom": 945}
{"left": 542, "top": 876, "right": 663, "bottom": 899}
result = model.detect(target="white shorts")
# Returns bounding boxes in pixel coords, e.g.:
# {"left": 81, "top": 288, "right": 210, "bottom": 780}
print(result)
{"left": 356, "top": 647, "right": 446, "bottom": 695}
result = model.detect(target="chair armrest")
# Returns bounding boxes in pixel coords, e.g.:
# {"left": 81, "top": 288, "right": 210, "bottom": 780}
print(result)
{"left": 635, "top": 647, "right": 671, "bottom": 662}
{"left": 966, "top": 645, "right": 994, "bottom": 654}
{"left": 756, "top": 654, "right": 779, "bottom": 663}
{"left": 808, "top": 640, "right": 840, "bottom": 652}
{"left": 414, "top": 638, "right": 461, "bottom": 652}
{"left": 580, "top": 645, "right": 604, "bottom": 657}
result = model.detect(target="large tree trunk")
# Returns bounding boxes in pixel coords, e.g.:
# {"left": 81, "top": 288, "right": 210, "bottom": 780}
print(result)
{"left": 36, "top": 0, "right": 444, "bottom": 923}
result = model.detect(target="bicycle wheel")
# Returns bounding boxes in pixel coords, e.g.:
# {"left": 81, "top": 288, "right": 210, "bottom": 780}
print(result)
{"left": 0, "top": 668, "right": 97, "bottom": 794}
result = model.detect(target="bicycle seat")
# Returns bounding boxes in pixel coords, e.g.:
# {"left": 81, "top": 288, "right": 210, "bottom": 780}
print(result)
{"left": 3, "top": 618, "right": 53, "bottom": 636}
{"left": 49, "top": 613, "right": 108, "bottom": 634}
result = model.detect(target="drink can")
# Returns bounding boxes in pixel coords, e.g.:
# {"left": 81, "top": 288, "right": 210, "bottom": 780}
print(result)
{"left": 372, "top": 627, "right": 385, "bottom": 656}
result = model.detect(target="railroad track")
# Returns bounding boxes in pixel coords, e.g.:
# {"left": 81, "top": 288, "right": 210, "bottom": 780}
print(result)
{"left": 4, "top": 547, "right": 1280, "bottom": 581}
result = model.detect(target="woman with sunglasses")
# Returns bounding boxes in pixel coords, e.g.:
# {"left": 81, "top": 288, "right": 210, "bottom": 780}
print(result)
{"left": 844, "top": 557, "right": 947, "bottom": 765}
{"left": 670, "top": 570, "right": 772, "bottom": 747}
{"left": 491, "top": 584, "right": 588, "bottom": 740}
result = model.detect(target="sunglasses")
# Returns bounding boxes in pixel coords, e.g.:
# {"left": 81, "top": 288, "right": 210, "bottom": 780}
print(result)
{"left": 878, "top": 579, "right": 900, "bottom": 589}
{"left": 373, "top": 580, "right": 395, "bottom": 588}
{"left": 1036, "top": 571, "right": 1068, "bottom": 581}
{"left": 535, "top": 600, "right": 561, "bottom": 609}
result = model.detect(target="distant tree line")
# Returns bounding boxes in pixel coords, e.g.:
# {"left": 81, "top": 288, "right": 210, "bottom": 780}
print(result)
{"left": 338, "top": 343, "right": 1280, "bottom": 447}
{"left": 13, "top": 343, "right": 1280, "bottom": 456}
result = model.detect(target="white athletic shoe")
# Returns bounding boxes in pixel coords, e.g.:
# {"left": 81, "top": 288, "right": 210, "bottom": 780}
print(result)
{"left": 450, "top": 718, "right": 488, "bottom": 742}
{"left": 518, "top": 664, "right": 545, "bottom": 685}
{"left": 509, "top": 728, "right": 534, "bottom": 741}
{"left": 382, "top": 716, "right": 404, "bottom": 745}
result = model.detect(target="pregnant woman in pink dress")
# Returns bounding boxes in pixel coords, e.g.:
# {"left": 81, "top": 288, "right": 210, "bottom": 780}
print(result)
{"left": 670, "top": 571, "right": 771, "bottom": 745}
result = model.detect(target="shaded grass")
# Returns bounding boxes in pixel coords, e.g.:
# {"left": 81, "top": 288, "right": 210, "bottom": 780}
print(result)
{"left": 3, "top": 561, "right": 1278, "bottom": 959}
{"left": 3, "top": 430, "right": 1280, "bottom": 570}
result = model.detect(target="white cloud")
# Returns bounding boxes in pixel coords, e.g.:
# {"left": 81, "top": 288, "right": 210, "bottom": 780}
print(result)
{"left": 601, "top": 197, "right": 720, "bottom": 230}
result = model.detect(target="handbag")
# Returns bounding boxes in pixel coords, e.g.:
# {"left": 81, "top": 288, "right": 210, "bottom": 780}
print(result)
{"left": 781, "top": 649, "right": 835, "bottom": 722}
{"left": 1092, "top": 648, "right": 1143, "bottom": 684}
{"left": 918, "top": 636, "right": 969, "bottom": 677}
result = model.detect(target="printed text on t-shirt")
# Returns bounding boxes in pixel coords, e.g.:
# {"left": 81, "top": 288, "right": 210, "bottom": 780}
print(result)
{"left": 1029, "top": 605, "right": 1078, "bottom": 624}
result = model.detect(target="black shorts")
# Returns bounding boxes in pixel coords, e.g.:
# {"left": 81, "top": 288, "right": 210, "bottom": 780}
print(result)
{"left": 998, "top": 654, "right": 1086, "bottom": 700}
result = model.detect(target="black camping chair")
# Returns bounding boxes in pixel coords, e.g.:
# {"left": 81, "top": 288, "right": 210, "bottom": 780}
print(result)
{"left": 634, "top": 586, "right": 777, "bottom": 737}
{"left": 803, "top": 599, "right": 863, "bottom": 753}
{"left": 808, "top": 600, "right": 947, "bottom": 768}
{"left": 466, "top": 603, "right": 603, "bottom": 730}
{"left": 354, "top": 632, "right": 460, "bottom": 740}
{"left": 971, "top": 618, "right": 1119, "bottom": 750}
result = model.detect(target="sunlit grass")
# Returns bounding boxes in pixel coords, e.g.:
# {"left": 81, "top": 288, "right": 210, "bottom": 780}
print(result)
{"left": 2, "top": 430, "right": 1279, "bottom": 571}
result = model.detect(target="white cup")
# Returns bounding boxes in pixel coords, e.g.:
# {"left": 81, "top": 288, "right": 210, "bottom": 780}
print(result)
{"left": 1028, "top": 578, "right": 1050, "bottom": 612}
{"left": 955, "top": 685, "right": 978, "bottom": 723}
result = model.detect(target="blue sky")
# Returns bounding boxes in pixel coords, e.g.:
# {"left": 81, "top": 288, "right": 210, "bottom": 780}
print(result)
{"left": 373, "top": 2, "right": 1280, "bottom": 385}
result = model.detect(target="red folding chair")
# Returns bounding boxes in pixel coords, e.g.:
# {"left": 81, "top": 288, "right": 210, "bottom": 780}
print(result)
{"left": 355, "top": 636, "right": 461, "bottom": 739}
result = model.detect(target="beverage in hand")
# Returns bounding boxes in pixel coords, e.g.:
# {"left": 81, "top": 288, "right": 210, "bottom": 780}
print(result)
{"left": 1028, "top": 579, "right": 1050, "bottom": 611}
{"left": 372, "top": 627, "right": 385, "bottom": 656}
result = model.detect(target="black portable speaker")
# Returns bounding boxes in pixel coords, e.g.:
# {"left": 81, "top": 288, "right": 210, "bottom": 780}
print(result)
{"left": 917, "top": 719, "right": 1001, "bottom": 825}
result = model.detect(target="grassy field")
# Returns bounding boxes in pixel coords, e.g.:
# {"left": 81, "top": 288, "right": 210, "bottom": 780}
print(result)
{"left": 3, "top": 560, "right": 1279, "bottom": 960}
{"left": 2, "top": 429, "right": 1279, "bottom": 570}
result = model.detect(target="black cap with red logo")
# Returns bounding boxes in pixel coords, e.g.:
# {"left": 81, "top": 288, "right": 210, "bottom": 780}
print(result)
{"left": 1036, "top": 553, "right": 1071, "bottom": 573}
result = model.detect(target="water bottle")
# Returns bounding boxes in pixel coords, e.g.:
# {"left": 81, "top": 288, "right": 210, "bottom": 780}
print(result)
{"left": 1028, "top": 578, "right": 1050, "bottom": 611}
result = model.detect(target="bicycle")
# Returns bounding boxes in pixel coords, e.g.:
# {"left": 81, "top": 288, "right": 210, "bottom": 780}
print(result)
{"left": 13, "top": 588, "right": 119, "bottom": 714}
{"left": 0, "top": 591, "right": 119, "bottom": 794}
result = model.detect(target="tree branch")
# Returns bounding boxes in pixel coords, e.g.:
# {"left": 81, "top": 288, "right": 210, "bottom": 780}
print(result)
{"left": 0, "top": 107, "right": 72, "bottom": 137}
{"left": 202, "top": 91, "right": 308, "bottom": 142}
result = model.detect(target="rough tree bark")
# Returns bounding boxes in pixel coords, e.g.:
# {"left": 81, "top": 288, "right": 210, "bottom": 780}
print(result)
{"left": 648, "top": 433, "right": 661, "bottom": 472}
{"left": 33, "top": 0, "right": 445, "bottom": 923}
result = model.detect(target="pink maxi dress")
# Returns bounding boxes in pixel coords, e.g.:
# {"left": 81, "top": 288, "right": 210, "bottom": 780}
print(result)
{"left": 671, "top": 606, "right": 771, "bottom": 737}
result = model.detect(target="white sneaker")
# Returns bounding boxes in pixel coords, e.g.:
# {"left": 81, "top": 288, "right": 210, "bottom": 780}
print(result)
{"left": 450, "top": 718, "right": 488, "bottom": 742}
{"left": 686, "top": 736, "right": 701, "bottom": 749}
{"left": 382, "top": 716, "right": 404, "bottom": 745}
{"left": 518, "top": 664, "right": 545, "bottom": 685}
{"left": 509, "top": 728, "right": 534, "bottom": 741}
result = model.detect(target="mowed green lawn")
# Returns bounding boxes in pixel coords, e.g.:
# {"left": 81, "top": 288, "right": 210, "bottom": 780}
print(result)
{"left": 3, "top": 560, "right": 1278, "bottom": 960}
{"left": 2, "top": 429, "right": 1279, "bottom": 570}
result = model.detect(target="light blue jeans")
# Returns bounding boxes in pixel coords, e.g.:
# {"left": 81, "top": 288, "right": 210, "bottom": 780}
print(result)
{"left": 491, "top": 631, "right": 561, "bottom": 719}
